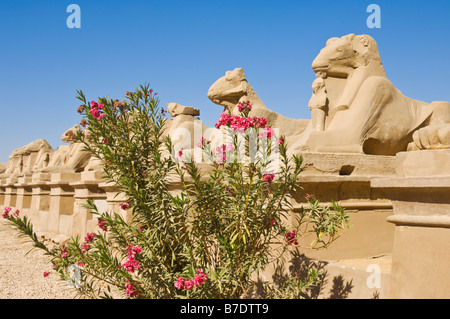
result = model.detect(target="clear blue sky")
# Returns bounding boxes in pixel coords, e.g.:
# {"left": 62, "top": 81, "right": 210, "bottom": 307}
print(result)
{"left": 0, "top": 0, "right": 449, "bottom": 162}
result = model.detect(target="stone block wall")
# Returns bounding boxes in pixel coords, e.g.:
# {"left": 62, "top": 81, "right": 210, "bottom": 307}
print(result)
{"left": 0, "top": 171, "right": 132, "bottom": 243}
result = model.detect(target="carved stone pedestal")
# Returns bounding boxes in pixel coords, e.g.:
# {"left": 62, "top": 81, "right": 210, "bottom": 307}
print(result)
{"left": 70, "top": 173, "right": 107, "bottom": 237}
{"left": 47, "top": 173, "right": 80, "bottom": 236}
{"left": 371, "top": 150, "right": 450, "bottom": 298}
{"left": 99, "top": 181, "right": 132, "bottom": 224}
{"left": 14, "top": 176, "right": 33, "bottom": 215}
{"left": 3, "top": 178, "right": 18, "bottom": 208}
{"left": 29, "top": 173, "right": 52, "bottom": 233}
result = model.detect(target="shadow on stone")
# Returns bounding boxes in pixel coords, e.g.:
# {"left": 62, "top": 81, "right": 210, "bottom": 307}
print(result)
{"left": 252, "top": 250, "right": 355, "bottom": 299}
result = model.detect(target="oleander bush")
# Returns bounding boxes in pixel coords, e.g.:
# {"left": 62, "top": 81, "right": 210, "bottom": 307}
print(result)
{"left": 5, "top": 84, "right": 350, "bottom": 299}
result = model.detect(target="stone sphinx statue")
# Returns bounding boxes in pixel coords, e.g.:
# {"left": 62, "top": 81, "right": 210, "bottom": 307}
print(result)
{"left": 0, "top": 139, "right": 53, "bottom": 178}
{"left": 207, "top": 67, "right": 310, "bottom": 137}
{"left": 300, "top": 33, "right": 450, "bottom": 155}
{"left": 407, "top": 102, "right": 450, "bottom": 150}
{"left": 39, "top": 124, "right": 92, "bottom": 173}
{"left": 162, "top": 102, "right": 212, "bottom": 158}
{"left": 0, "top": 163, "right": 6, "bottom": 175}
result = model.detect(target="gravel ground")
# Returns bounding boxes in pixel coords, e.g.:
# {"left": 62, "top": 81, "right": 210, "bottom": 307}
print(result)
{"left": 0, "top": 219, "right": 76, "bottom": 299}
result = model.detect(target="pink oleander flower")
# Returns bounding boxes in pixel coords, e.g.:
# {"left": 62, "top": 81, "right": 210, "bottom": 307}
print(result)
{"left": 194, "top": 268, "right": 208, "bottom": 286}
{"left": 81, "top": 242, "right": 90, "bottom": 253}
{"left": 120, "top": 202, "right": 131, "bottom": 210}
{"left": 184, "top": 279, "right": 195, "bottom": 291}
{"left": 4, "top": 207, "right": 11, "bottom": 213}
{"left": 89, "top": 101, "right": 106, "bottom": 121}
{"left": 268, "top": 215, "right": 276, "bottom": 227}
{"left": 263, "top": 172, "right": 275, "bottom": 184}
{"left": 196, "top": 137, "right": 204, "bottom": 148}
{"left": 277, "top": 137, "right": 284, "bottom": 145}
{"left": 97, "top": 113, "right": 106, "bottom": 122}
{"left": 84, "top": 232, "right": 97, "bottom": 243}
{"left": 97, "top": 218, "right": 108, "bottom": 232}
{"left": 127, "top": 244, "right": 142, "bottom": 257}
{"left": 174, "top": 276, "right": 185, "bottom": 290}
{"left": 285, "top": 231, "right": 298, "bottom": 246}
{"left": 215, "top": 144, "right": 233, "bottom": 164}
{"left": 13, "top": 209, "right": 20, "bottom": 217}
{"left": 174, "top": 269, "right": 208, "bottom": 291}
{"left": 123, "top": 244, "right": 142, "bottom": 273}
{"left": 237, "top": 100, "right": 252, "bottom": 113}
{"left": 260, "top": 127, "right": 274, "bottom": 139}
{"left": 43, "top": 272, "right": 50, "bottom": 278}
{"left": 125, "top": 280, "right": 139, "bottom": 297}
{"left": 196, "top": 136, "right": 211, "bottom": 148}
{"left": 123, "top": 256, "right": 141, "bottom": 273}
{"left": 256, "top": 117, "right": 267, "bottom": 128}
{"left": 215, "top": 112, "right": 231, "bottom": 129}
{"left": 89, "top": 107, "right": 101, "bottom": 118}
{"left": 215, "top": 144, "right": 233, "bottom": 155}
{"left": 306, "top": 193, "right": 315, "bottom": 201}
{"left": 2, "top": 212, "right": 10, "bottom": 219}
{"left": 60, "top": 244, "right": 69, "bottom": 258}
{"left": 177, "top": 149, "right": 183, "bottom": 159}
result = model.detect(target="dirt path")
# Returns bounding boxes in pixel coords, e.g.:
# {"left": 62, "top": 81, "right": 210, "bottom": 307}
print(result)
{"left": 0, "top": 219, "right": 76, "bottom": 299}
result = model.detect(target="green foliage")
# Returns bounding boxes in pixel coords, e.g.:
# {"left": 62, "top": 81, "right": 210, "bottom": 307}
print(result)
{"left": 5, "top": 84, "right": 350, "bottom": 299}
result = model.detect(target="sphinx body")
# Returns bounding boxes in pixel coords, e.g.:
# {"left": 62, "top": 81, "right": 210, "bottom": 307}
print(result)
{"left": 207, "top": 68, "right": 310, "bottom": 138}
{"left": 298, "top": 33, "right": 450, "bottom": 155}
{"left": 39, "top": 124, "right": 92, "bottom": 173}
{"left": 206, "top": 34, "right": 449, "bottom": 156}
{"left": 0, "top": 139, "right": 53, "bottom": 178}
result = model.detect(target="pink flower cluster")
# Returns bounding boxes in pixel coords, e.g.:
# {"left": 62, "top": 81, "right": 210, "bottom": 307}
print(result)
{"left": 2, "top": 207, "right": 11, "bottom": 218}
{"left": 237, "top": 100, "right": 252, "bottom": 113}
{"left": 120, "top": 201, "right": 132, "bottom": 210}
{"left": 215, "top": 112, "right": 268, "bottom": 132}
{"left": 285, "top": 231, "right": 298, "bottom": 246}
{"left": 263, "top": 172, "right": 275, "bottom": 184}
{"left": 215, "top": 144, "right": 233, "bottom": 164}
{"left": 196, "top": 136, "right": 211, "bottom": 148}
{"left": 97, "top": 218, "right": 108, "bottom": 232}
{"left": 2, "top": 207, "right": 19, "bottom": 219}
{"left": 125, "top": 279, "right": 139, "bottom": 297}
{"left": 81, "top": 232, "right": 97, "bottom": 253}
{"left": 268, "top": 215, "right": 277, "bottom": 227}
{"left": 89, "top": 101, "right": 106, "bottom": 122}
{"left": 277, "top": 137, "right": 284, "bottom": 145}
{"left": 123, "top": 244, "right": 142, "bottom": 274}
{"left": 258, "top": 127, "right": 275, "bottom": 139}
{"left": 174, "top": 268, "right": 208, "bottom": 291}
{"left": 60, "top": 244, "right": 69, "bottom": 258}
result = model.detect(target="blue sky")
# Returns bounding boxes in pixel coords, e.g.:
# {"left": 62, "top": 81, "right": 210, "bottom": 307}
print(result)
{"left": 0, "top": 0, "right": 449, "bottom": 162}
